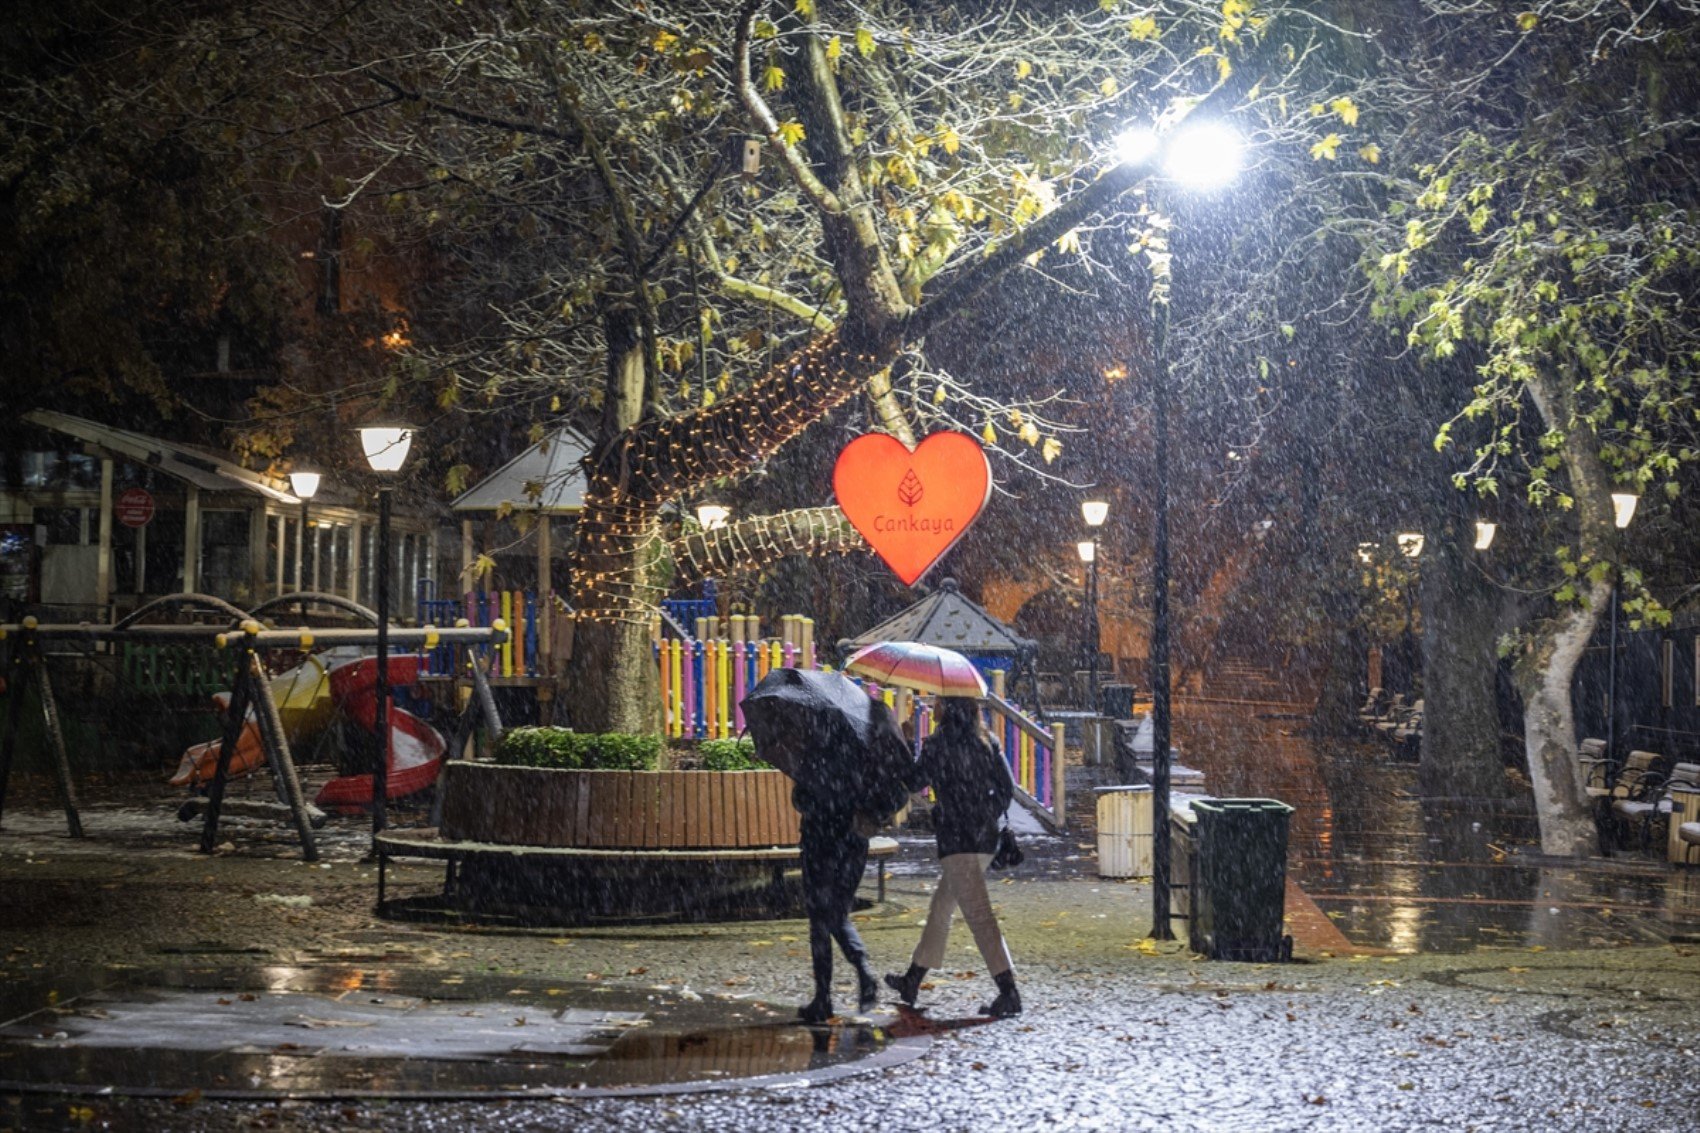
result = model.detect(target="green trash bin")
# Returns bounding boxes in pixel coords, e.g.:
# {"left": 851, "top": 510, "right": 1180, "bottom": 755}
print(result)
{"left": 1190, "top": 798, "right": 1294, "bottom": 962}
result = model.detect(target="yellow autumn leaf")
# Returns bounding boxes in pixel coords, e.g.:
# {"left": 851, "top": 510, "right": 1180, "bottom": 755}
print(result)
{"left": 1128, "top": 15, "right": 1158, "bottom": 40}
{"left": 1042, "top": 437, "right": 1063, "bottom": 464}
{"left": 794, "top": 0, "right": 815, "bottom": 16}
{"left": 763, "top": 64, "right": 785, "bottom": 91}
{"left": 1308, "top": 102, "right": 1326, "bottom": 116}
{"left": 855, "top": 27, "right": 876, "bottom": 57}
{"left": 1330, "top": 97, "right": 1359, "bottom": 126}
{"left": 1358, "top": 143, "right": 1381, "bottom": 164}
{"left": 583, "top": 32, "right": 606, "bottom": 52}
{"left": 982, "top": 421, "right": 998, "bottom": 445}
{"left": 1100, "top": 76, "right": 1118, "bottom": 98}
{"left": 549, "top": 395, "right": 561, "bottom": 412}
{"left": 933, "top": 384, "right": 948, "bottom": 405}
{"left": 652, "top": 29, "right": 678, "bottom": 53}
{"left": 1019, "top": 421, "right": 1041, "bottom": 446}
{"left": 1217, "top": 54, "right": 1233, "bottom": 82}
{"left": 1008, "top": 408, "right": 1025, "bottom": 426}
{"left": 1516, "top": 11, "right": 1538, "bottom": 31}
{"left": 1310, "top": 133, "right": 1342, "bottom": 161}
{"left": 1015, "top": 59, "right": 1032, "bottom": 80}
{"left": 1055, "top": 227, "right": 1082, "bottom": 255}
{"left": 825, "top": 36, "right": 842, "bottom": 62}
{"left": 938, "top": 125, "right": 960, "bottom": 155}
{"left": 777, "top": 120, "right": 806, "bottom": 146}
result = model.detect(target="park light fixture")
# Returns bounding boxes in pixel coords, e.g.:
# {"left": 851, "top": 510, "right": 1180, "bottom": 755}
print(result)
{"left": 288, "top": 469, "right": 321, "bottom": 501}
{"left": 359, "top": 426, "right": 414, "bottom": 474}
{"left": 355, "top": 422, "right": 414, "bottom": 847}
{"left": 1611, "top": 491, "right": 1639, "bottom": 529}
{"left": 1076, "top": 540, "right": 1097, "bottom": 563}
{"left": 1164, "top": 120, "right": 1243, "bottom": 188}
{"left": 1474, "top": 521, "right": 1497, "bottom": 550}
{"left": 287, "top": 467, "right": 322, "bottom": 592}
{"left": 1115, "top": 119, "right": 1242, "bottom": 188}
{"left": 1397, "top": 532, "right": 1425, "bottom": 559}
{"left": 1082, "top": 499, "right": 1110, "bottom": 527}
{"left": 696, "top": 501, "right": 732, "bottom": 531}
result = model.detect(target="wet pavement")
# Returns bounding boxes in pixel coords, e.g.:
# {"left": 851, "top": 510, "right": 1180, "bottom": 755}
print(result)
{"left": 1172, "top": 700, "right": 1700, "bottom": 953}
{"left": 1, "top": 726, "right": 1699, "bottom": 1131}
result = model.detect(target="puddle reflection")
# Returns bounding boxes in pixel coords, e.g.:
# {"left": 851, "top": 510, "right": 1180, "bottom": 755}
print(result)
{"left": 1174, "top": 702, "right": 1699, "bottom": 953}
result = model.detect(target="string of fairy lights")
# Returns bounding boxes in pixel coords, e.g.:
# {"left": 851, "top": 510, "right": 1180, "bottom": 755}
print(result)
{"left": 570, "top": 329, "right": 882, "bottom": 624}
{"left": 671, "top": 505, "right": 865, "bottom": 583}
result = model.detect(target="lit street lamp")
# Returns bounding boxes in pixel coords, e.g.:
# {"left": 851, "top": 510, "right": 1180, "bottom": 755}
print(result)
{"left": 1081, "top": 499, "right": 1108, "bottom": 710}
{"left": 1126, "top": 117, "right": 1243, "bottom": 943}
{"left": 695, "top": 499, "right": 732, "bottom": 531}
{"left": 288, "top": 468, "right": 321, "bottom": 592}
{"left": 1606, "top": 491, "right": 1639, "bottom": 763}
{"left": 358, "top": 424, "right": 413, "bottom": 845}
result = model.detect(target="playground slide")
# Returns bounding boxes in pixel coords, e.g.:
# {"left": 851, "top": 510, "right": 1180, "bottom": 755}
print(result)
{"left": 170, "top": 651, "right": 446, "bottom": 810}
{"left": 313, "top": 654, "right": 446, "bottom": 812}
{"left": 168, "top": 653, "right": 336, "bottom": 788}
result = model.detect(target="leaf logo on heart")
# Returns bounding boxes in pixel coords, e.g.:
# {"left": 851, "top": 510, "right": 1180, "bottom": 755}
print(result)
{"left": 833, "top": 431, "right": 991, "bottom": 586}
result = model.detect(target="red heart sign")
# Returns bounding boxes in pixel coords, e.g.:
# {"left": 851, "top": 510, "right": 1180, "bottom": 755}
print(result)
{"left": 833, "top": 431, "right": 991, "bottom": 586}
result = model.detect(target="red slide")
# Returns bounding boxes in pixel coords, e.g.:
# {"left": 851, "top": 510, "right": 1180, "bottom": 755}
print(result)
{"left": 313, "top": 655, "right": 447, "bottom": 812}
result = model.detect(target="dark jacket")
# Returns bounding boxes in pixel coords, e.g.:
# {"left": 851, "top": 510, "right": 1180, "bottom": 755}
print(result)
{"left": 910, "top": 727, "right": 1012, "bottom": 858}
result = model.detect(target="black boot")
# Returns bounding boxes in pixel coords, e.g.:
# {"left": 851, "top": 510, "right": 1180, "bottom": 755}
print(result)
{"left": 982, "top": 970, "right": 1021, "bottom": 1018}
{"left": 856, "top": 968, "right": 881, "bottom": 1013}
{"left": 798, "top": 995, "right": 834, "bottom": 1023}
{"left": 883, "top": 963, "right": 927, "bottom": 1007}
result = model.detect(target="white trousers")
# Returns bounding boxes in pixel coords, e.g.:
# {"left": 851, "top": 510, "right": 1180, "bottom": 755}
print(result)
{"left": 911, "top": 852, "right": 1013, "bottom": 977}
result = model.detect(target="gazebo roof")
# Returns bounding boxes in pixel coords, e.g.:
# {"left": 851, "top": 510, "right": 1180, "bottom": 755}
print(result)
{"left": 451, "top": 427, "right": 592, "bottom": 515}
{"left": 840, "top": 578, "right": 1036, "bottom": 657}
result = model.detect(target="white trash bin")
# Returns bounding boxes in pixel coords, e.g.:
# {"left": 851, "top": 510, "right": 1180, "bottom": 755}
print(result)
{"left": 1096, "top": 785, "right": 1153, "bottom": 878}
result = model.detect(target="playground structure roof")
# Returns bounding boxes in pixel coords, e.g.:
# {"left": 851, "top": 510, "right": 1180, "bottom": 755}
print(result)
{"left": 838, "top": 578, "right": 1037, "bottom": 660}
{"left": 451, "top": 428, "right": 592, "bottom": 515}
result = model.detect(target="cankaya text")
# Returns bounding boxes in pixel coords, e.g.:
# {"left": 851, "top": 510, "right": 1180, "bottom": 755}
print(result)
{"left": 872, "top": 514, "right": 958, "bottom": 534}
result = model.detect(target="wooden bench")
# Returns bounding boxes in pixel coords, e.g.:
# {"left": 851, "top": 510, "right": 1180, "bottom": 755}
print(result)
{"left": 374, "top": 828, "right": 901, "bottom": 909}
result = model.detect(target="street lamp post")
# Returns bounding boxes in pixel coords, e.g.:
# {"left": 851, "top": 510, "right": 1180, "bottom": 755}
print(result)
{"left": 1077, "top": 538, "right": 1099, "bottom": 709}
{"left": 1606, "top": 491, "right": 1639, "bottom": 764}
{"left": 1081, "top": 500, "right": 1108, "bottom": 711}
{"left": 358, "top": 425, "right": 414, "bottom": 845}
{"left": 1117, "top": 117, "right": 1242, "bottom": 942}
{"left": 288, "top": 469, "right": 321, "bottom": 592}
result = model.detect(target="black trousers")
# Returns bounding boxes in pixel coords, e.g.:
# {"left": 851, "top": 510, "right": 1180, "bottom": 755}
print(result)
{"left": 800, "top": 827, "right": 872, "bottom": 998}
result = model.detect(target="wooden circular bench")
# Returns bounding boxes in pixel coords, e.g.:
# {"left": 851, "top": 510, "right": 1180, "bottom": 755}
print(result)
{"left": 375, "top": 828, "right": 901, "bottom": 911}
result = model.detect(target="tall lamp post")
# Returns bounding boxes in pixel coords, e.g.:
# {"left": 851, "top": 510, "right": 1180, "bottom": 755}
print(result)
{"left": 358, "top": 424, "right": 414, "bottom": 844}
{"left": 1115, "top": 118, "right": 1241, "bottom": 942}
{"left": 1606, "top": 491, "right": 1639, "bottom": 763}
{"left": 1080, "top": 498, "right": 1108, "bottom": 710}
{"left": 288, "top": 469, "right": 321, "bottom": 592}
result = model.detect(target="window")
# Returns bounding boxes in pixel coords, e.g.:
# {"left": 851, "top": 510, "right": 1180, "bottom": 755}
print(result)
{"left": 35, "top": 507, "right": 86, "bottom": 546}
{"left": 200, "top": 510, "right": 253, "bottom": 603}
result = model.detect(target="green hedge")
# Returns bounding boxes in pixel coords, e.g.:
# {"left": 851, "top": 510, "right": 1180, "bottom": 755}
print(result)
{"left": 494, "top": 728, "right": 662, "bottom": 771}
{"left": 697, "top": 738, "right": 771, "bottom": 772}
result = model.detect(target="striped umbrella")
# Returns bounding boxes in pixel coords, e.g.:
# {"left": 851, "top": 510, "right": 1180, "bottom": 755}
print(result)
{"left": 844, "top": 641, "right": 988, "bottom": 698}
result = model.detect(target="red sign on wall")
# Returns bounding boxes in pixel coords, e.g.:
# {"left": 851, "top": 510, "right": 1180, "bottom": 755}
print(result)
{"left": 115, "top": 487, "right": 155, "bottom": 528}
{"left": 833, "top": 431, "right": 991, "bottom": 586}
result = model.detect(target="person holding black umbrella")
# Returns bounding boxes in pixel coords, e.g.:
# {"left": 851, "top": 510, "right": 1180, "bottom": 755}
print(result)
{"left": 741, "top": 668, "right": 911, "bottom": 1023}
{"left": 791, "top": 715, "right": 881, "bottom": 1022}
{"left": 885, "top": 695, "right": 1021, "bottom": 1018}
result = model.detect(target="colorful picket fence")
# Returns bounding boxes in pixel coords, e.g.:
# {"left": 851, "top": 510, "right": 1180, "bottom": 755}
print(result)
{"left": 420, "top": 589, "right": 543, "bottom": 678}
{"left": 653, "top": 640, "right": 1064, "bottom": 825}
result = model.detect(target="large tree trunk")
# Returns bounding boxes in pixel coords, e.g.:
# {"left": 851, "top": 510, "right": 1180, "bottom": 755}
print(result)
{"left": 1513, "top": 582, "right": 1606, "bottom": 856}
{"left": 1516, "top": 370, "right": 1617, "bottom": 856}
{"left": 563, "top": 308, "right": 663, "bottom": 734}
{"left": 1418, "top": 516, "right": 1508, "bottom": 801}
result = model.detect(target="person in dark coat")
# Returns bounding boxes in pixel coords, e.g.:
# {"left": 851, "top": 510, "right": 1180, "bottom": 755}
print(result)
{"left": 884, "top": 696, "right": 1021, "bottom": 1017}
{"left": 793, "top": 721, "right": 881, "bottom": 1023}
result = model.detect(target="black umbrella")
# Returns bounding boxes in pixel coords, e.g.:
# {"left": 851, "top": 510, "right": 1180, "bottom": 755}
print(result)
{"left": 740, "top": 668, "right": 912, "bottom": 820}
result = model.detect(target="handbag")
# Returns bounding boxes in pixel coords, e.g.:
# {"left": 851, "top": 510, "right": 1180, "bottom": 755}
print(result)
{"left": 990, "top": 822, "right": 1024, "bottom": 870}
